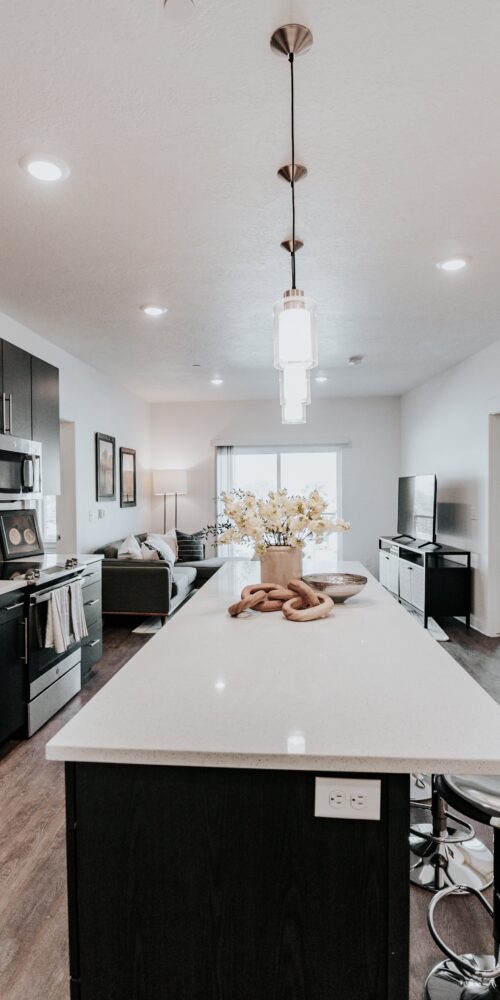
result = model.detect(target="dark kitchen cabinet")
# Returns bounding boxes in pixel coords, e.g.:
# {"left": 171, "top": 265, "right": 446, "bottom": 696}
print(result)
{"left": 81, "top": 560, "right": 102, "bottom": 683}
{"left": 31, "top": 356, "right": 61, "bottom": 495}
{"left": 0, "top": 341, "right": 32, "bottom": 439}
{"left": 0, "top": 593, "right": 26, "bottom": 743}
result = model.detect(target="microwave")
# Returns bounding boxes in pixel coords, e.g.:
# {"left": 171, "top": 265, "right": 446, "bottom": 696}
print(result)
{"left": 0, "top": 433, "right": 42, "bottom": 502}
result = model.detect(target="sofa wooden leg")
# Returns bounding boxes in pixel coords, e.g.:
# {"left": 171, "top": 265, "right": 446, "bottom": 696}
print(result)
{"left": 161, "top": 615, "right": 168, "bottom": 626}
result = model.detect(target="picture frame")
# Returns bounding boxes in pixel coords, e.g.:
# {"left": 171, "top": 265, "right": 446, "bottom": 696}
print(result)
{"left": 120, "top": 447, "right": 137, "bottom": 508}
{"left": 0, "top": 509, "right": 44, "bottom": 559}
{"left": 95, "top": 432, "right": 116, "bottom": 501}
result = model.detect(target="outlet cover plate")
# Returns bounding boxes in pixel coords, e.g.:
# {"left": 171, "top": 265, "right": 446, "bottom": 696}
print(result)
{"left": 314, "top": 777, "right": 381, "bottom": 821}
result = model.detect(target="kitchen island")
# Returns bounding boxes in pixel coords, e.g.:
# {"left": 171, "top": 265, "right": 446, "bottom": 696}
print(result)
{"left": 47, "top": 560, "right": 500, "bottom": 1000}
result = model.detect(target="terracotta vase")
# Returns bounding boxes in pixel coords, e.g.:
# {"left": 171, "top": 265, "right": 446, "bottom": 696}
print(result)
{"left": 260, "top": 545, "right": 303, "bottom": 589}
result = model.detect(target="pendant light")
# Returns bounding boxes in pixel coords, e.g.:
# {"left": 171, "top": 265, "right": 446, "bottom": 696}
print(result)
{"left": 281, "top": 399, "right": 307, "bottom": 425}
{"left": 270, "top": 23, "right": 318, "bottom": 424}
{"left": 279, "top": 365, "right": 311, "bottom": 407}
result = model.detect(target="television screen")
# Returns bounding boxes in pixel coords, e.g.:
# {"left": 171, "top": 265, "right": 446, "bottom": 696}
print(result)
{"left": 397, "top": 475, "right": 437, "bottom": 542}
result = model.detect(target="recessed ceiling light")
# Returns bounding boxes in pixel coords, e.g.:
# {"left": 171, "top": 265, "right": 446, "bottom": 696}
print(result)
{"left": 436, "top": 257, "right": 468, "bottom": 271}
{"left": 141, "top": 305, "right": 168, "bottom": 317}
{"left": 19, "top": 154, "right": 70, "bottom": 182}
{"left": 315, "top": 375, "right": 328, "bottom": 383}
{"left": 192, "top": 363, "right": 201, "bottom": 368}
{"left": 348, "top": 355, "right": 363, "bottom": 366}
{"left": 210, "top": 377, "right": 223, "bottom": 386}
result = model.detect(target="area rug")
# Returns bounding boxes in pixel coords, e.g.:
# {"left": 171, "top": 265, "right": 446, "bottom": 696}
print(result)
{"left": 132, "top": 617, "right": 163, "bottom": 634}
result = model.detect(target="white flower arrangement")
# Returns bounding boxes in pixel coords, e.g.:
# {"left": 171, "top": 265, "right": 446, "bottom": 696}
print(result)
{"left": 208, "top": 488, "right": 350, "bottom": 557}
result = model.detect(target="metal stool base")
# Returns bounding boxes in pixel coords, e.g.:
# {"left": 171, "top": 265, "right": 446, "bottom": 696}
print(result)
{"left": 426, "top": 956, "right": 500, "bottom": 999}
{"left": 410, "top": 824, "right": 493, "bottom": 892}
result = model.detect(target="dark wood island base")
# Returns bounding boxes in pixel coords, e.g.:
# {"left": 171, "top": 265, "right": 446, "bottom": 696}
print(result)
{"left": 65, "top": 763, "right": 409, "bottom": 1000}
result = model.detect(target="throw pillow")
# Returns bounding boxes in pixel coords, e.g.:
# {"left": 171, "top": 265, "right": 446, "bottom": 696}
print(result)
{"left": 164, "top": 527, "right": 178, "bottom": 560}
{"left": 176, "top": 529, "right": 205, "bottom": 563}
{"left": 146, "top": 534, "right": 176, "bottom": 564}
{"left": 140, "top": 542, "right": 160, "bottom": 561}
{"left": 117, "top": 534, "right": 143, "bottom": 560}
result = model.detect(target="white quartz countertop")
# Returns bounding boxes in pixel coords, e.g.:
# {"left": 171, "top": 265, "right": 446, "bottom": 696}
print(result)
{"left": 46, "top": 560, "right": 500, "bottom": 773}
{"left": 0, "top": 553, "right": 102, "bottom": 596}
{"left": 0, "top": 579, "right": 27, "bottom": 596}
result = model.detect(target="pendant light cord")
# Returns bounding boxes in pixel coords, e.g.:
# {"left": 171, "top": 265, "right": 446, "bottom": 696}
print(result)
{"left": 289, "top": 52, "right": 296, "bottom": 289}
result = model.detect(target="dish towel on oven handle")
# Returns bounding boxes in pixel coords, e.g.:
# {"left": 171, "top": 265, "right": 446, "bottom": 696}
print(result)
{"left": 45, "top": 585, "right": 71, "bottom": 654}
{"left": 69, "top": 580, "right": 88, "bottom": 643}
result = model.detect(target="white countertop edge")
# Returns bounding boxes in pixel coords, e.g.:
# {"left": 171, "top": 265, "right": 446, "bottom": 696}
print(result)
{"left": 45, "top": 745, "right": 500, "bottom": 774}
{"left": 0, "top": 553, "right": 102, "bottom": 594}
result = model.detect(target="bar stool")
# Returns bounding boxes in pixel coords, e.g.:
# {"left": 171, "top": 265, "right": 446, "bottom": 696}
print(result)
{"left": 426, "top": 774, "right": 500, "bottom": 999}
{"left": 411, "top": 772, "right": 432, "bottom": 801}
{"left": 410, "top": 774, "right": 493, "bottom": 892}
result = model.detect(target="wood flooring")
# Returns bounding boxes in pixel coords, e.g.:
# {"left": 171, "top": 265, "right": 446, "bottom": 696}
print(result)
{"left": 0, "top": 615, "right": 499, "bottom": 1000}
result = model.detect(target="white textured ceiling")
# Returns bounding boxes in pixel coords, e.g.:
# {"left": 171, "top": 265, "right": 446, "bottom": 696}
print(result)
{"left": 1, "top": 0, "right": 500, "bottom": 401}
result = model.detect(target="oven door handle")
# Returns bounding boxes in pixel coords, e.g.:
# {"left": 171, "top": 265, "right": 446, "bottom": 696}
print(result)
{"left": 31, "top": 575, "right": 84, "bottom": 604}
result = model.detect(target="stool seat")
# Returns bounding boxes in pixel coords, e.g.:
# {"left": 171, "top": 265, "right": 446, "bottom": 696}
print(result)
{"left": 441, "top": 774, "right": 500, "bottom": 824}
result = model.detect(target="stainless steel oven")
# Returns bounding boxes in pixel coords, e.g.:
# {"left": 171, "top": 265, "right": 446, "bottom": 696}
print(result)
{"left": 26, "top": 571, "right": 84, "bottom": 735}
{"left": 0, "top": 433, "right": 42, "bottom": 502}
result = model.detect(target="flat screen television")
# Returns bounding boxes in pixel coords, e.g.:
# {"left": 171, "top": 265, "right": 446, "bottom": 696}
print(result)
{"left": 397, "top": 475, "right": 437, "bottom": 542}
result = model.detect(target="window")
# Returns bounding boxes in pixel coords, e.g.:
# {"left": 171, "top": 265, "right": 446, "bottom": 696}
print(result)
{"left": 36, "top": 496, "right": 58, "bottom": 547}
{"left": 216, "top": 445, "right": 342, "bottom": 564}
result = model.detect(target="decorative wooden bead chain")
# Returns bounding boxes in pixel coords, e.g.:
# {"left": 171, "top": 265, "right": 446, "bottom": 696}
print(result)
{"left": 228, "top": 578, "right": 334, "bottom": 622}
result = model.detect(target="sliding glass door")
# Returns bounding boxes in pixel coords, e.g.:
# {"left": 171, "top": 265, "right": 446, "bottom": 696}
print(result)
{"left": 216, "top": 445, "right": 342, "bottom": 562}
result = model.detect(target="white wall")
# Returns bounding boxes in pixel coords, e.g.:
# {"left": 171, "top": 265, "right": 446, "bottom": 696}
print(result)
{"left": 401, "top": 337, "right": 500, "bottom": 635}
{"left": 150, "top": 398, "right": 400, "bottom": 577}
{"left": 0, "top": 311, "right": 151, "bottom": 552}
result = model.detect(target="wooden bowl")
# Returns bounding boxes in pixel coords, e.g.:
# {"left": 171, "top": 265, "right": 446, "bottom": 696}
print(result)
{"left": 302, "top": 573, "right": 367, "bottom": 603}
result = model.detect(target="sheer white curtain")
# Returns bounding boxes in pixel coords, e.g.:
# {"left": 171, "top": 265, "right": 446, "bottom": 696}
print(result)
{"left": 215, "top": 445, "right": 343, "bottom": 563}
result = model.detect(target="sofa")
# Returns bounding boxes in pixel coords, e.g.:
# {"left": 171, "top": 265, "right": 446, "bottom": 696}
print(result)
{"left": 94, "top": 532, "right": 226, "bottom": 623}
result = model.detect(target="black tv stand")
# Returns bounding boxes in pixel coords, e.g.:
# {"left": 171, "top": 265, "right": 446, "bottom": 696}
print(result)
{"left": 379, "top": 536, "right": 471, "bottom": 629}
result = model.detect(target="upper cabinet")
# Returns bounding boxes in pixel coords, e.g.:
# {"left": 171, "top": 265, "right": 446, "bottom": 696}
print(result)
{"left": 0, "top": 341, "right": 32, "bottom": 439}
{"left": 31, "top": 356, "right": 60, "bottom": 496}
{"left": 0, "top": 338, "right": 61, "bottom": 496}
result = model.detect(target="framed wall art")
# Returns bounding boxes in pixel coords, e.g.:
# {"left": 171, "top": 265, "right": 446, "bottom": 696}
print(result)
{"left": 120, "top": 447, "right": 137, "bottom": 508}
{"left": 0, "top": 509, "right": 44, "bottom": 559}
{"left": 95, "top": 432, "right": 116, "bottom": 501}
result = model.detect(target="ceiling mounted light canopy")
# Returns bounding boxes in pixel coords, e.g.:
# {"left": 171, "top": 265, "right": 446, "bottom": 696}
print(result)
{"left": 270, "top": 24, "right": 318, "bottom": 425}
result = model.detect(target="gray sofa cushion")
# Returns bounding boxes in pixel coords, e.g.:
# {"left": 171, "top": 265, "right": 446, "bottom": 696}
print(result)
{"left": 179, "top": 557, "right": 226, "bottom": 580}
{"left": 172, "top": 566, "right": 197, "bottom": 596}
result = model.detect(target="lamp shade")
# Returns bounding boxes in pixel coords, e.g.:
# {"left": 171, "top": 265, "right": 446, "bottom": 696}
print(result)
{"left": 152, "top": 469, "right": 188, "bottom": 496}
{"left": 273, "top": 288, "right": 318, "bottom": 370}
{"left": 281, "top": 399, "right": 307, "bottom": 425}
{"left": 279, "top": 364, "right": 311, "bottom": 406}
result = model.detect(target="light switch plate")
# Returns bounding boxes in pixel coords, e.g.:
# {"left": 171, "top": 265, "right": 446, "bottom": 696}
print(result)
{"left": 314, "top": 777, "right": 381, "bottom": 821}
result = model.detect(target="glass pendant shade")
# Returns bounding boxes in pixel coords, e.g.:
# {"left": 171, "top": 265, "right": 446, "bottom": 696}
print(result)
{"left": 279, "top": 364, "right": 311, "bottom": 405}
{"left": 281, "top": 399, "right": 307, "bottom": 424}
{"left": 273, "top": 289, "right": 318, "bottom": 370}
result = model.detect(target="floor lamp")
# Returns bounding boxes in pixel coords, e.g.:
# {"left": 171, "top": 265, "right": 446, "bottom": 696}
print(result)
{"left": 153, "top": 469, "right": 188, "bottom": 532}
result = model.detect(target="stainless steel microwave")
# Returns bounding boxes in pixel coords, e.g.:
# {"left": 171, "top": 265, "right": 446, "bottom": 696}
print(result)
{"left": 0, "top": 433, "right": 42, "bottom": 502}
